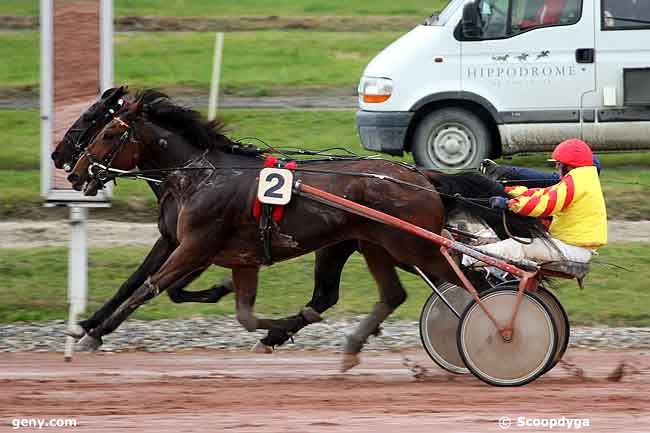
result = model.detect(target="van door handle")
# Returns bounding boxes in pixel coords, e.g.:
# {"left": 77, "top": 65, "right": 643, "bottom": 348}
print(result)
{"left": 576, "top": 48, "right": 595, "bottom": 64}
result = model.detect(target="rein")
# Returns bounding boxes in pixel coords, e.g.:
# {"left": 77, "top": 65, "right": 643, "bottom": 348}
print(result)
{"left": 86, "top": 118, "right": 541, "bottom": 244}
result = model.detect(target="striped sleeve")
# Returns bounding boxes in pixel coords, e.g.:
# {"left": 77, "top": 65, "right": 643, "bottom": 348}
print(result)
{"left": 507, "top": 175, "right": 575, "bottom": 217}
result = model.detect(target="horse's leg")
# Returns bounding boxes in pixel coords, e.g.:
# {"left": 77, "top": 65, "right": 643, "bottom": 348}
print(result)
{"left": 256, "top": 240, "right": 357, "bottom": 352}
{"left": 231, "top": 267, "right": 262, "bottom": 332}
{"left": 231, "top": 266, "right": 299, "bottom": 333}
{"left": 78, "top": 242, "right": 210, "bottom": 349}
{"left": 73, "top": 236, "right": 174, "bottom": 338}
{"left": 167, "top": 276, "right": 234, "bottom": 303}
{"left": 342, "top": 242, "right": 406, "bottom": 372}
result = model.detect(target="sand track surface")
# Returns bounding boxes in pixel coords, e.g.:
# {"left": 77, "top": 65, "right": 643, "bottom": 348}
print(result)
{"left": 0, "top": 349, "right": 648, "bottom": 432}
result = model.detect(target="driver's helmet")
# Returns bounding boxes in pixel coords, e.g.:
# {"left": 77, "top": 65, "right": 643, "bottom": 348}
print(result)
{"left": 550, "top": 138, "right": 593, "bottom": 167}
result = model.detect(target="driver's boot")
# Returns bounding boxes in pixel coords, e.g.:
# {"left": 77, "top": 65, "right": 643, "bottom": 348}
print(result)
{"left": 480, "top": 159, "right": 509, "bottom": 180}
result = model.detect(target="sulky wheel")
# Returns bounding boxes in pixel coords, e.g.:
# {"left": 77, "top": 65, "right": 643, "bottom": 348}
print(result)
{"left": 457, "top": 287, "right": 557, "bottom": 386}
{"left": 534, "top": 287, "right": 570, "bottom": 373}
{"left": 419, "top": 283, "right": 474, "bottom": 374}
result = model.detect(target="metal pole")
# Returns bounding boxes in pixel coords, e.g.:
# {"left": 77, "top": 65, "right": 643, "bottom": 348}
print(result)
{"left": 208, "top": 32, "right": 224, "bottom": 121}
{"left": 412, "top": 266, "right": 461, "bottom": 319}
{"left": 40, "top": 0, "right": 53, "bottom": 198}
{"left": 64, "top": 207, "right": 88, "bottom": 361}
{"left": 100, "top": 0, "right": 114, "bottom": 93}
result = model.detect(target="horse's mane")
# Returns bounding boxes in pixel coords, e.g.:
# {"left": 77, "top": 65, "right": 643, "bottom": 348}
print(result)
{"left": 135, "top": 89, "right": 261, "bottom": 156}
{"left": 423, "top": 170, "right": 550, "bottom": 241}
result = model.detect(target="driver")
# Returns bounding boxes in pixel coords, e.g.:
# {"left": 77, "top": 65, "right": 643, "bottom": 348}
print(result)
{"left": 465, "top": 138, "right": 607, "bottom": 266}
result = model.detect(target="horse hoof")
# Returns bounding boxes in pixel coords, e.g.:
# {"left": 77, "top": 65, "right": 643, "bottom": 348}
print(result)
{"left": 301, "top": 307, "right": 323, "bottom": 324}
{"left": 340, "top": 353, "right": 361, "bottom": 372}
{"left": 64, "top": 324, "right": 86, "bottom": 340}
{"left": 251, "top": 341, "right": 274, "bottom": 354}
{"left": 222, "top": 276, "right": 234, "bottom": 292}
{"left": 75, "top": 334, "right": 102, "bottom": 352}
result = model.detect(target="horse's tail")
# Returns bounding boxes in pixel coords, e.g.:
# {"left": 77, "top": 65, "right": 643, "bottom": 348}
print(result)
{"left": 421, "top": 170, "right": 549, "bottom": 241}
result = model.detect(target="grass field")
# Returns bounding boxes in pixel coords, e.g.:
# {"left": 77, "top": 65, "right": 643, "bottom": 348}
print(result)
{"left": 0, "top": 31, "right": 401, "bottom": 94}
{"left": 0, "top": 243, "right": 648, "bottom": 325}
{"left": 2, "top": 108, "right": 649, "bottom": 220}
{"left": 0, "top": 0, "right": 447, "bottom": 17}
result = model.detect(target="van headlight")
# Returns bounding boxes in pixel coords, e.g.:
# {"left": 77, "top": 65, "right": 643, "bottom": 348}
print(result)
{"left": 359, "top": 76, "right": 393, "bottom": 103}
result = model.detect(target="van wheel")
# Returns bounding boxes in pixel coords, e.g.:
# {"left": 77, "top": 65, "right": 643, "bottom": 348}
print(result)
{"left": 412, "top": 108, "right": 491, "bottom": 169}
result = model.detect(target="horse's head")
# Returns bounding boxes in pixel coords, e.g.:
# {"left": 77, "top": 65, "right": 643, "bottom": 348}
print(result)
{"left": 68, "top": 99, "right": 146, "bottom": 196}
{"left": 51, "top": 86, "right": 129, "bottom": 171}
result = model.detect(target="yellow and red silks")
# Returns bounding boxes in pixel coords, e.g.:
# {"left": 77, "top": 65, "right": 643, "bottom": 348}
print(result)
{"left": 505, "top": 166, "right": 607, "bottom": 249}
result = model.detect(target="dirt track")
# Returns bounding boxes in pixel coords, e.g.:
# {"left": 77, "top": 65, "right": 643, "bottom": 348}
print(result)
{"left": 0, "top": 349, "right": 648, "bottom": 432}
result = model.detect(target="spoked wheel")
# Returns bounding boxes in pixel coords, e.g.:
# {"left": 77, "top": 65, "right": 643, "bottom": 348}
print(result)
{"left": 457, "top": 287, "right": 557, "bottom": 386}
{"left": 535, "top": 287, "right": 570, "bottom": 373}
{"left": 419, "top": 283, "right": 473, "bottom": 374}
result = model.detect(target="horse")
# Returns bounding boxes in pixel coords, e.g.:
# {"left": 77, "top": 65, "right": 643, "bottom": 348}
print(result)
{"left": 66, "top": 91, "right": 547, "bottom": 369}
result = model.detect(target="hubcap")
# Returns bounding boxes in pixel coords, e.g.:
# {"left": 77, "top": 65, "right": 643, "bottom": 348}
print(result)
{"left": 427, "top": 123, "right": 477, "bottom": 168}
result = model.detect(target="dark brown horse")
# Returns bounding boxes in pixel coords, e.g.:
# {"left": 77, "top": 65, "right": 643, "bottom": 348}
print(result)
{"left": 66, "top": 91, "right": 545, "bottom": 369}
{"left": 54, "top": 89, "right": 354, "bottom": 351}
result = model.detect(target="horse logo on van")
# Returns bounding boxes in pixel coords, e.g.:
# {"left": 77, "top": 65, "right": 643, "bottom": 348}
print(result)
{"left": 536, "top": 50, "right": 550, "bottom": 60}
{"left": 492, "top": 54, "right": 509, "bottom": 62}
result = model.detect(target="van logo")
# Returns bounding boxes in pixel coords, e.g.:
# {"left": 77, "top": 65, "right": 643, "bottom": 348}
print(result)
{"left": 491, "top": 51, "right": 551, "bottom": 63}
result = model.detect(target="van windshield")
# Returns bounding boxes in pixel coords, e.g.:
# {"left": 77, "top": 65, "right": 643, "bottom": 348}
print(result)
{"left": 426, "top": 0, "right": 467, "bottom": 26}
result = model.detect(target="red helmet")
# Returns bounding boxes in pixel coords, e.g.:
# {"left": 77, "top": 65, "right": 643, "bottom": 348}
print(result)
{"left": 550, "top": 139, "right": 593, "bottom": 167}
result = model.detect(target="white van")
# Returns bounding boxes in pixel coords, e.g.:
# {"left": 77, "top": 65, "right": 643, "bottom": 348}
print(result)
{"left": 356, "top": 0, "right": 650, "bottom": 169}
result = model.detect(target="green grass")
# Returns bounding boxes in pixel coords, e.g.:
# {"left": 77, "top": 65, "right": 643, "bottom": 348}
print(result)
{"left": 0, "top": 31, "right": 400, "bottom": 94}
{"left": 0, "top": 243, "right": 648, "bottom": 325}
{"left": 2, "top": 109, "right": 650, "bottom": 220}
{"left": 0, "top": 0, "right": 446, "bottom": 17}
{"left": 0, "top": 31, "right": 38, "bottom": 89}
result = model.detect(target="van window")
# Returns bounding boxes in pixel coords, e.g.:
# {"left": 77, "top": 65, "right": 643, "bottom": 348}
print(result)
{"left": 474, "top": 0, "right": 582, "bottom": 39}
{"left": 602, "top": 0, "right": 650, "bottom": 29}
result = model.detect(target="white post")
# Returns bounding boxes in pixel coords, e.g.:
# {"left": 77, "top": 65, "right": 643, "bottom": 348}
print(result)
{"left": 100, "top": 0, "right": 114, "bottom": 93}
{"left": 64, "top": 207, "right": 88, "bottom": 361}
{"left": 40, "top": 0, "right": 53, "bottom": 198}
{"left": 208, "top": 32, "right": 224, "bottom": 121}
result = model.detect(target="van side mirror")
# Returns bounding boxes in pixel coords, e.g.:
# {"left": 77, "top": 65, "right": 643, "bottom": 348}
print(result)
{"left": 462, "top": 2, "right": 482, "bottom": 39}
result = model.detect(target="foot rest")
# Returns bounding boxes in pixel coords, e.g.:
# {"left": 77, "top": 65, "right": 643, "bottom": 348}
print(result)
{"left": 540, "top": 261, "right": 590, "bottom": 279}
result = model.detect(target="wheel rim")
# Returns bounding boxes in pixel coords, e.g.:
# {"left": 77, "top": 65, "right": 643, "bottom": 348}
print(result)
{"left": 535, "top": 288, "right": 570, "bottom": 372}
{"left": 459, "top": 290, "right": 556, "bottom": 386}
{"left": 427, "top": 122, "right": 478, "bottom": 169}
{"left": 419, "top": 284, "right": 473, "bottom": 374}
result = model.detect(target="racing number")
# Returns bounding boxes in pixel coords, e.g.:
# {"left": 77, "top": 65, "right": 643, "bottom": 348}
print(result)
{"left": 264, "top": 173, "right": 285, "bottom": 199}
{"left": 257, "top": 168, "right": 293, "bottom": 205}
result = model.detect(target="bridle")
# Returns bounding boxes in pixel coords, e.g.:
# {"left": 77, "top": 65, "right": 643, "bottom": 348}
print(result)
{"left": 82, "top": 115, "right": 163, "bottom": 185}
{"left": 62, "top": 98, "right": 127, "bottom": 171}
{"left": 84, "top": 116, "right": 137, "bottom": 182}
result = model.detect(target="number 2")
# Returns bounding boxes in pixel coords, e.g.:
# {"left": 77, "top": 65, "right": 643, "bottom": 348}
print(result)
{"left": 264, "top": 173, "right": 285, "bottom": 199}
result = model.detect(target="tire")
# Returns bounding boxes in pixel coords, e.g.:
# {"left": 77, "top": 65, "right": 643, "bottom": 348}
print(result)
{"left": 412, "top": 108, "right": 491, "bottom": 170}
{"left": 419, "top": 283, "right": 473, "bottom": 374}
{"left": 493, "top": 283, "right": 570, "bottom": 374}
{"left": 535, "top": 287, "right": 570, "bottom": 373}
{"left": 457, "top": 287, "right": 557, "bottom": 387}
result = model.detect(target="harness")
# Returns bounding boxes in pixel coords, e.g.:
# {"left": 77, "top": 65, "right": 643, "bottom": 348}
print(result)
{"left": 252, "top": 156, "right": 298, "bottom": 265}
